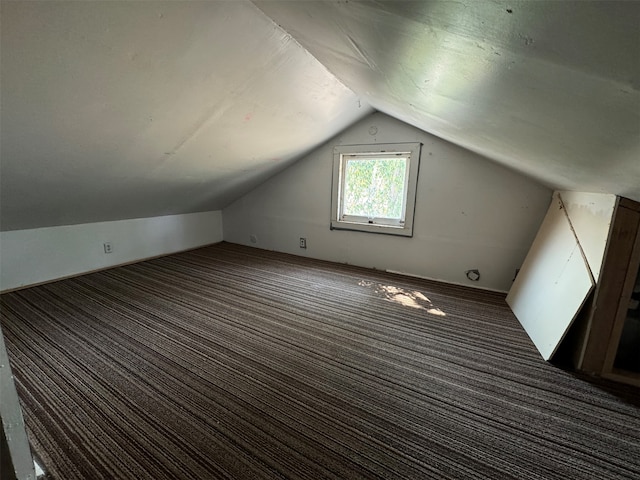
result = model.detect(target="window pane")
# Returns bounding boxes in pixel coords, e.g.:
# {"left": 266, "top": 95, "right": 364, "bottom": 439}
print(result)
{"left": 343, "top": 157, "right": 407, "bottom": 219}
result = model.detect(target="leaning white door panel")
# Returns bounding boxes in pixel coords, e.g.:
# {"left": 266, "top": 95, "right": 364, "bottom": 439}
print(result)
{"left": 507, "top": 193, "right": 594, "bottom": 360}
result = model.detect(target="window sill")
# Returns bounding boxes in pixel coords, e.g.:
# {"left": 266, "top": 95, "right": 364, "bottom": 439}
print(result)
{"left": 330, "top": 220, "right": 413, "bottom": 237}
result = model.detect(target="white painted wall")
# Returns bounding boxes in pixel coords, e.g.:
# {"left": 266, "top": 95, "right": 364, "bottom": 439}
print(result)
{"left": 0, "top": 211, "right": 223, "bottom": 292}
{"left": 559, "top": 191, "right": 617, "bottom": 282}
{"left": 223, "top": 112, "right": 552, "bottom": 292}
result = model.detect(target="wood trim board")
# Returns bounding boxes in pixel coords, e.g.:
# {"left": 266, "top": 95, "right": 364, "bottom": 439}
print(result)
{"left": 580, "top": 204, "right": 640, "bottom": 373}
{"left": 602, "top": 218, "right": 640, "bottom": 376}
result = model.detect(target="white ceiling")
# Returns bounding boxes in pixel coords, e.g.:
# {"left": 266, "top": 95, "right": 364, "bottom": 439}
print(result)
{"left": 0, "top": 1, "right": 371, "bottom": 230}
{"left": 255, "top": 0, "right": 640, "bottom": 197}
{"left": 1, "top": 1, "right": 638, "bottom": 231}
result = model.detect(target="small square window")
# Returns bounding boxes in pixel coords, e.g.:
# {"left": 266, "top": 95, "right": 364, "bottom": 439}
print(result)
{"left": 331, "top": 143, "right": 421, "bottom": 236}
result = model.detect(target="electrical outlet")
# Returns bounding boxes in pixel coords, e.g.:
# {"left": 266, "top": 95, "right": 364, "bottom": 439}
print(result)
{"left": 103, "top": 242, "right": 113, "bottom": 254}
{"left": 249, "top": 235, "right": 258, "bottom": 244}
{"left": 299, "top": 237, "right": 307, "bottom": 249}
{"left": 465, "top": 269, "right": 480, "bottom": 281}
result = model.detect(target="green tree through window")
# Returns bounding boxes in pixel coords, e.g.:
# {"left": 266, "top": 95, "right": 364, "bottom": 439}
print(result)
{"left": 343, "top": 157, "right": 407, "bottom": 219}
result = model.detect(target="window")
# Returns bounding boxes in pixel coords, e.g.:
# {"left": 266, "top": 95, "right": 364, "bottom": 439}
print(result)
{"left": 331, "top": 143, "right": 421, "bottom": 236}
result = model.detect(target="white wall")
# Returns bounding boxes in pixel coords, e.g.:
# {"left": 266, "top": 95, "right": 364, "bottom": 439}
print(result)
{"left": 0, "top": 211, "right": 223, "bottom": 292}
{"left": 559, "top": 191, "right": 617, "bottom": 282}
{"left": 223, "top": 112, "right": 552, "bottom": 292}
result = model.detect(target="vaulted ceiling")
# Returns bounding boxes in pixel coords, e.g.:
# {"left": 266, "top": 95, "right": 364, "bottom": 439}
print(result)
{"left": 1, "top": 1, "right": 638, "bottom": 231}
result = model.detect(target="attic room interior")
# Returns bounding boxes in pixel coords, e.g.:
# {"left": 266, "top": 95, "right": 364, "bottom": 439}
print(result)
{"left": 1, "top": 1, "right": 639, "bottom": 479}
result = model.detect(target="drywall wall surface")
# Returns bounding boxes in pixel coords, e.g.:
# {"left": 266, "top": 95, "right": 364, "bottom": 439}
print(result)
{"left": 558, "top": 191, "right": 616, "bottom": 282}
{"left": 0, "top": 211, "right": 222, "bottom": 291}
{"left": 506, "top": 193, "right": 594, "bottom": 360}
{"left": 223, "top": 112, "right": 552, "bottom": 291}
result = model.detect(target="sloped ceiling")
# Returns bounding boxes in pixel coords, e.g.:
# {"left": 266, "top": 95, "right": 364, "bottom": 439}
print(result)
{"left": 1, "top": 1, "right": 639, "bottom": 232}
{"left": 0, "top": 1, "right": 371, "bottom": 231}
{"left": 255, "top": 0, "right": 640, "bottom": 200}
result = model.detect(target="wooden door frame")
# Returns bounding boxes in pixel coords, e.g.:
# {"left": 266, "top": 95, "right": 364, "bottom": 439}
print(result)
{"left": 601, "top": 223, "right": 640, "bottom": 386}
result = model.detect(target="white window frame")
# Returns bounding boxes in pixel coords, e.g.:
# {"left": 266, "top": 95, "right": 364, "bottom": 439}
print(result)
{"left": 330, "top": 143, "right": 421, "bottom": 237}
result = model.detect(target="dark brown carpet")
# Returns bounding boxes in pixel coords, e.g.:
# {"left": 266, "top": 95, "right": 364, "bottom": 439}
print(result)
{"left": 1, "top": 242, "right": 639, "bottom": 479}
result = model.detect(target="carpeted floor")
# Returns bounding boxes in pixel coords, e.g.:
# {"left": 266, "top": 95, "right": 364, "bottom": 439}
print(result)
{"left": 1, "top": 242, "right": 639, "bottom": 479}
